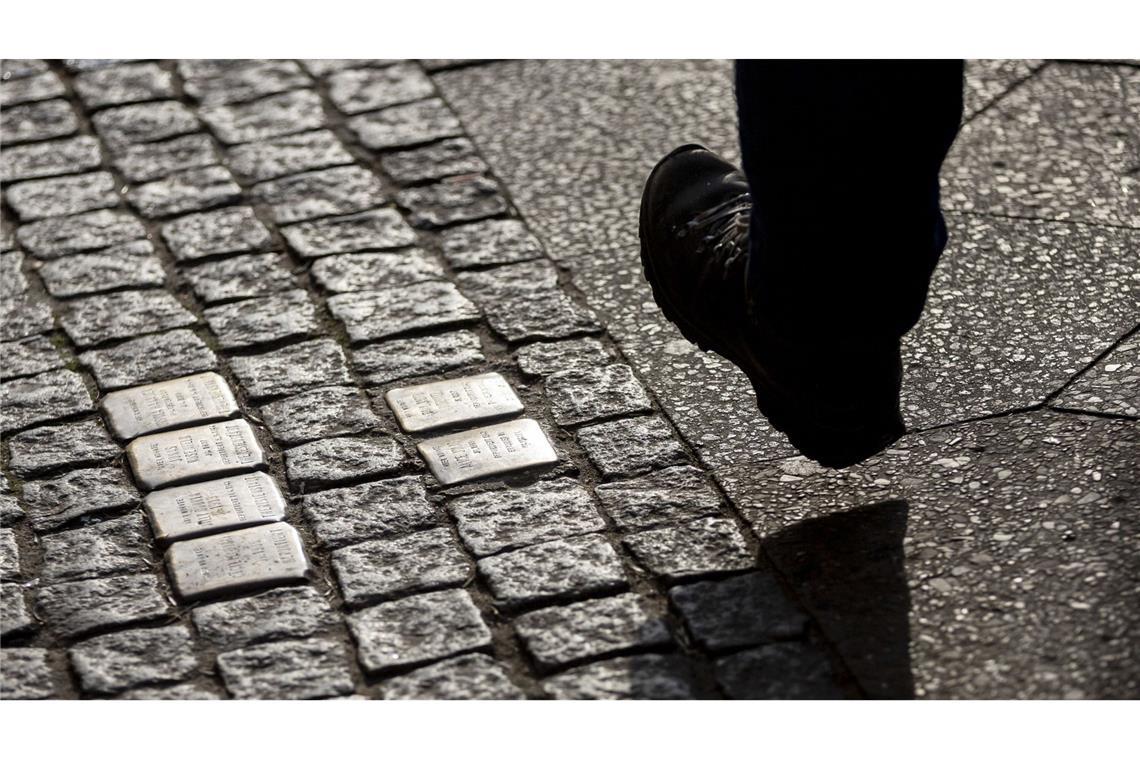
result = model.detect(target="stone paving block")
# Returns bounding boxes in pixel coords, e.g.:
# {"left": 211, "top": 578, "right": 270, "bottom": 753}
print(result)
{"left": 183, "top": 59, "right": 310, "bottom": 107}
{"left": 200, "top": 89, "right": 325, "bottom": 145}
{"left": 714, "top": 643, "right": 843, "bottom": 699}
{"left": 17, "top": 209, "right": 146, "bottom": 260}
{"left": 21, "top": 466, "right": 138, "bottom": 532}
{"left": 448, "top": 478, "right": 605, "bottom": 557}
{"left": 332, "top": 527, "right": 472, "bottom": 606}
{"left": 381, "top": 137, "right": 489, "bottom": 184}
{"left": 0, "top": 480, "right": 23, "bottom": 528}
{"left": 229, "top": 338, "right": 351, "bottom": 401}
{"left": 670, "top": 571, "right": 808, "bottom": 652}
{"left": 79, "top": 329, "right": 218, "bottom": 391}
{"left": 39, "top": 512, "right": 152, "bottom": 585}
{"left": 258, "top": 385, "right": 381, "bottom": 446}
{"left": 281, "top": 208, "right": 417, "bottom": 258}
{"left": 191, "top": 586, "right": 338, "bottom": 650}
{"left": 576, "top": 415, "right": 688, "bottom": 478}
{"left": 478, "top": 534, "right": 627, "bottom": 609}
{"left": 1055, "top": 335, "right": 1138, "bottom": 417}
{"left": 515, "top": 338, "right": 613, "bottom": 377}
{"left": 183, "top": 252, "right": 296, "bottom": 304}
{"left": 327, "top": 281, "right": 480, "bottom": 343}
{"left": 310, "top": 249, "right": 444, "bottom": 293}
{"left": 0, "top": 296, "right": 53, "bottom": 343}
{"left": 1, "top": 369, "right": 93, "bottom": 433}
{"left": 0, "top": 69, "right": 64, "bottom": 106}
{"left": 253, "top": 165, "right": 388, "bottom": 224}
{"left": 4, "top": 99, "right": 77, "bottom": 144}
{"left": 285, "top": 435, "right": 407, "bottom": 488}
{"left": 0, "top": 530, "right": 19, "bottom": 579}
{"left": 595, "top": 465, "right": 723, "bottom": 531}
{"left": 347, "top": 98, "right": 464, "bottom": 151}
{"left": 623, "top": 516, "right": 753, "bottom": 582}
{"left": 70, "top": 625, "right": 196, "bottom": 695}
{"left": 161, "top": 206, "right": 272, "bottom": 261}
{"left": 2, "top": 585, "right": 36, "bottom": 637}
{"left": 128, "top": 165, "right": 242, "bottom": 218}
{"left": 1, "top": 336, "right": 65, "bottom": 380}
{"left": 302, "top": 475, "right": 437, "bottom": 549}
{"left": 65, "top": 59, "right": 136, "bottom": 72}
{"left": 60, "top": 289, "right": 197, "bottom": 348}
{"left": 7, "top": 171, "right": 119, "bottom": 221}
{"left": 218, "top": 638, "right": 356, "bottom": 699}
{"left": 2, "top": 59, "right": 50, "bottom": 78}
{"left": 0, "top": 648, "right": 54, "bottom": 699}
{"left": 348, "top": 588, "right": 492, "bottom": 675}
{"left": 382, "top": 653, "right": 524, "bottom": 700}
{"left": 545, "top": 364, "right": 653, "bottom": 426}
{"left": 203, "top": 289, "right": 320, "bottom": 350}
{"left": 515, "top": 593, "right": 672, "bottom": 672}
{"left": 1, "top": 135, "right": 103, "bottom": 183}
{"left": 92, "top": 100, "right": 200, "bottom": 149}
{"left": 457, "top": 260, "right": 601, "bottom": 342}
{"left": 119, "top": 683, "right": 222, "bottom": 699}
{"left": 1, "top": 250, "right": 28, "bottom": 298}
{"left": 327, "top": 63, "right": 434, "bottom": 114}
{"left": 397, "top": 175, "right": 508, "bottom": 229}
{"left": 226, "top": 129, "right": 355, "bottom": 183}
{"left": 33, "top": 572, "right": 170, "bottom": 640}
{"left": 299, "top": 59, "right": 399, "bottom": 77}
{"left": 438, "top": 218, "right": 544, "bottom": 269}
{"left": 112, "top": 133, "right": 218, "bottom": 183}
{"left": 37, "top": 240, "right": 166, "bottom": 298}
{"left": 175, "top": 59, "right": 250, "bottom": 80}
{"left": 7, "top": 419, "right": 119, "bottom": 478}
{"left": 353, "top": 330, "right": 485, "bottom": 386}
{"left": 542, "top": 653, "right": 699, "bottom": 699}
{"left": 74, "top": 62, "right": 175, "bottom": 109}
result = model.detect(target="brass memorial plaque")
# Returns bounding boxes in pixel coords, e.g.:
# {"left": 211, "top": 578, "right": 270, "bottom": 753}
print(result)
{"left": 385, "top": 372, "right": 523, "bottom": 433}
{"left": 127, "top": 418, "right": 265, "bottom": 490}
{"left": 165, "top": 522, "right": 310, "bottom": 602}
{"left": 417, "top": 418, "right": 558, "bottom": 485}
{"left": 101, "top": 372, "right": 239, "bottom": 441}
{"left": 144, "top": 471, "right": 287, "bottom": 543}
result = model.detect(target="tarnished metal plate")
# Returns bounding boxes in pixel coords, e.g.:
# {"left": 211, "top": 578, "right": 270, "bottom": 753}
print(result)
{"left": 385, "top": 372, "right": 523, "bottom": 433}
{"left": 417, "top": 418, "right": 558, "bottom": 485}
{"left": 127, "top": 418, "right": 265, "bottom": 490}
{"left": 101, "top": 372, "right": 239, "bottom": 441}
{"left": 144, "top": 471, "right": 287, "bottom": 544}
{"left": 165, "top": 522, "right": 310, "bottom": 602}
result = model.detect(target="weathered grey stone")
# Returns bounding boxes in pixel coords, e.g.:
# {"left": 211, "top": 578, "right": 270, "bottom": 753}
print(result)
{"left": 191, "top": 586, "right": 338, "bottom": 650}
{"left": 175, "top": 60, "right": 252, "bottom": 79}
{"left": 203, "top": 289, "right": 320, "bottom": 350}
{"left": 576, "top": 415, "right": 688, "bottom": 478}
{"left": 0, "top": 648, "right": 54, "bottom": 699}
{"left": 328, "top": 282, "right": 480, "bottom": 343}
{"left": 17, "top": 209, "right": 146, "bottom": 260}
{"left": 128, "top": 165, "right": 242, "bottom": 218}
{"left": 397, "top": 175, "right": 508, "bottom": 229}
{"left": 0, "top": 480, "right": 24, "bottom": 527}
{"left": 127, "top": 418, "right": 265, "bottom": 490}
{"left": 354, "top": 330, "right": 485, "bottom": 386}
{"left": 327, "top": 63, "right": 434, "bottom": 114}
{"left": 253, "top": 165, "right": 388, "bottom": 224}
{"left": 545, "top": 364, "right": 653, "bottom": 426}
{"left": 515, "top": 338, "right": 613, "bottom": 377}
{"left": 74, "top": 62, "right": 175, "bottom": 109}
{"left": 310, "top": 249, "right": 444, "bottom": 293}
{"left": 79, "top": 329, "right": 218, "bottom": 391}
{"left": 258, "top": 385, "right": 382, "bottom": 446}
{"left": 112, "top": 133, "right": 218, "bottom": 183}
{"left": 543, "top": 654, "right": 699, "bottom": 699}
{"left": 2, "top": 59, "right": 50, "bottom": 78}
{"left": 7, "top": 419, "right": 119, "bottom": 478}
{"left": 1, "top": 336, "right": 65, "bottom": 380}
{"left": 595, "top": 465, "right": 723, "bottom": 531}
{"left": 1, "top": 296, "right": 53, "bottom": 342}
{"left": 183, "top": 252, "right": 295, "bottom": 305}
{"left": 65, "top": 59, "right": 138, "bottom": 72}
{"left": 1, "top": 585, "right": 36, "bottom": 637}
{"left": 119, "top": 683, "right": 221, "bottom": 700}
{"left": 299, "top": 59, "right": 399, "bottom": 76}
{"left": 332, "top": 527, "right": 471, "bottom": 606}
{"left": 1, "top": 135, "right": 103, "bottom": 182}
{"left": 226, "top": 129, "right": 355, "bottom": 183}
{"left": 623, "top": 517, "right": 753, "bottom": 582}
{"left": 166, "top": 522, "right": 309, "bottom": 602}
{"left": 161, "top": 206, "right": 272, "bottom": 261}
{"left": 381, "top": 137, "right": 489, "bottom": 184}
{"left": 70, "top": 625, "right": 197, "bottom": 695}
{"left": 1, "top": 369, "right": 93, "bottom": 433}
{"left": 0, "top": 529, "right": 20, "bottom": 579}
{"left": 285, "top": 435, "right": 407, "bottom": 488}
{"left": 515, "top": 593, "right": 672, "bottom": 672}
{"left": 382, "top": 653, "right": 524, "bottom": 700}
{"left": 92, "top": 100, "right": 199, "bottom": 149}
{"left": 478, "top": 534, "right": 627, "bottom": 609}
{"left": 347, "top": 98, "right": 463, "bottom": 150}
{"left": 21, "top": 466, "right": 138, "bottom": 532}
{"left": 218, "top": 638, "right": 356, "bottom": 699}
{"left": 60, "top": 289, "right": 197, "bottom": 348}
{"left": 302, "top": 475, "right": 437, "bottom": 549}
{"left": 4, "top": 100, "right": 77, "bottom": 144}
{"left": 281, "top": 208, "right": 417, "bottom": 259}
{"left": 348, "top": 589, "right": 491, "bottom": 675}
{"left": 449, "top": 478, "right": 604, "bottom": 556}
{"left": 183, "top": 60, "right": 310, "bottom": 107}
{"left": 144, "top": 471, "right": 285, "bottom": 543}
{"left": 457, "top": 260, "right": 600, "bottom": 342}
{"left": 7, "top": 171, "right": 119, "bottom": 221}
{"left": 1, "top": 251, "right": 27, "bottom": 299}
{"left": 37, "top": 240, "right": 166, "bottom": 298}
{"left": 385, "top": 372, "right": 522, "bottom": 434}
{"left": 99, "top": 371, "right": 238, "bottom": 441}
{"left": 1055, "top": 336, "right": 1139, "bottom": 417}
{"left": 199, "top": 89, "right": 325, "bottom": 145}
{"left": 33, "top": 573, "right": 170, "bottom": 639}
{"left": 715, "top": 643, "right": 844, "bottom": 699}
{"left": 0, "top": 70, "right": 65, "bottom": 106}
{"left": 670, "top": 571, "right": 808, "bottom": 652}
{"left": 229, "top": 339, "right": 351, "bottom": 401}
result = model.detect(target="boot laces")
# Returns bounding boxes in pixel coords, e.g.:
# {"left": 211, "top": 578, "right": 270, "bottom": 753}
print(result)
{"left": 679, "top": 192, "right": 751, "bottom": 280}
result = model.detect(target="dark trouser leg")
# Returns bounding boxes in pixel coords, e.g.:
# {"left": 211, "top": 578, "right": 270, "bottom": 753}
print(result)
{"left": 735, "top": 60, "right": 964, "bottom": 348}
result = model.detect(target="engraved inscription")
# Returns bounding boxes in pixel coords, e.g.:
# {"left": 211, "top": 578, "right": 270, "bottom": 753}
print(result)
{"left": 385, "top": 372, "right": 524, "bottom": 433}
{"left": 165, "top": 522, "right": 310, "bottom": 602}
{"left": 417, "top": 418, "right": 558, "bottom": 485}
{"left": 126, "top": 418, "right": 265, "bottom": 490}
{"left": 144, "top": 471, "right": 287, "bottom": 543}
{"left": 101, "top": 372, "right": 239, "bottom": 441}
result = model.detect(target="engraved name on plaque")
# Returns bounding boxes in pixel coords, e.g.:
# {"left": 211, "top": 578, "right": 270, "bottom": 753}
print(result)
{"left": 385, "top": 372, "right": 524, "bottom": 433}
{"left": 417, "top": 418, "right": 558, "bottom": 485}
{"left": 165, "top": 522, "right": 310, "bottom": 602}
{"left": 101, "top": 372, "right": 239, "bottom": 441}
{"left": 127, "top": 418, "right": 266, "bottom": 490}
{"left": 144, "top": 471, "right": 287, "bottom": 544}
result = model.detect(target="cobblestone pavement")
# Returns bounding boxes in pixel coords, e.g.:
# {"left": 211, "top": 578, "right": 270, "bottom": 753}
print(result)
{"left": 1, "top": 59, "right": 1136, "bottom": 700}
